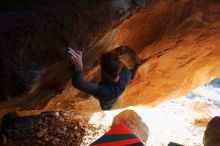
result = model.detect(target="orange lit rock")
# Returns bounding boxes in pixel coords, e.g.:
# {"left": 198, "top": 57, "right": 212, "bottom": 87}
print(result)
{"left": 51, "top": 0, "right": 220, "bottom": 113}
{"left": 1, "top": 0, "right": 220, "bottom": 116}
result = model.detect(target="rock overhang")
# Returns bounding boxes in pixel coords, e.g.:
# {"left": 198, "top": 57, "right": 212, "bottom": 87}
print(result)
{"left": 1, "top": 0, "right": 220, "bottom": 116}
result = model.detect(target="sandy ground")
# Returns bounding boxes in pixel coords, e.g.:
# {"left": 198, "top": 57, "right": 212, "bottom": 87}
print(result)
{"left": 88, "top": 86, "right": 220, "bottom": 146}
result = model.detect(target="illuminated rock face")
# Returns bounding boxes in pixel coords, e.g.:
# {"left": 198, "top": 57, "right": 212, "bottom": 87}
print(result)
{"left": 1, "top": 0, "right": 220, "bottom": 116}
{"left": 203, "top": 116, "right": 220, "bottom": 146}
{"left": 113, "top": 0, "right": 220, "bottom": 109}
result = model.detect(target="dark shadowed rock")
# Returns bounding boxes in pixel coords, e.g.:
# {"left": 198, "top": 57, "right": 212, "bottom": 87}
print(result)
{"left": 111, "top": 109, "right": 149, "bottom": 144}
{"left": 0, "top": 0, "right": 149, "bottom": 99}
{"left": 203, "top": 116, "right": 220, "bottom": 146}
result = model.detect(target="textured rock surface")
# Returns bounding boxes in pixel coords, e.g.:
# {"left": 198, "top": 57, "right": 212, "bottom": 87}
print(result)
{"left": 113, "top": 0, "right": 220, "bottom": 108}
{"left": 38, "top": 0, "right": 220, "bottom": 114}
{"left": 111, "top": 109, "right": 149, "bottom": 143}
{"left": 1, "top": 0, "right": 220, "bottom": 116}
{"left": 0, "top": 0, "right": 149, "bottom": 116}
{"left": 203, "top": 116, "right": 220, "bottom": 146}
{"left": 1, "top": 111, "right": 107, "bottom": 146}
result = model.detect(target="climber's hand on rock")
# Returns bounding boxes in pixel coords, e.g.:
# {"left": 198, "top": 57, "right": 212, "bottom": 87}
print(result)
{"left": 68, "top": 47, "right": 83, "bottom": 71}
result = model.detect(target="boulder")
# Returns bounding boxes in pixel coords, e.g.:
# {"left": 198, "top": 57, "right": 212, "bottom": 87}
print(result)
{"left": 203, "top": 116, "right": 220, "bottom": 146}
{"left": 111, "top": 109, "right": 149, "bottom": 143}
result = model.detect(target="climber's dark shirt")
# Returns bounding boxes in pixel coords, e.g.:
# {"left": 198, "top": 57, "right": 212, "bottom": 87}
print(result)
{"left": 71, "top": 65, "right": 138, "bottom": 110}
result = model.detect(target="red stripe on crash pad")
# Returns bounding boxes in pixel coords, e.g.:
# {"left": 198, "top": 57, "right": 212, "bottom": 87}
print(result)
{"left": 92, "top": 138, "right": 141, "bottom": 146}
{"left": 106, "top": 124, "right": 133, "bottom": 135}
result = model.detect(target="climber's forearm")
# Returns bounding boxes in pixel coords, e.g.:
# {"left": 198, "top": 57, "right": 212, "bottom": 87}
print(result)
{"left": 71, "top": 70, "right": 98, "bottom": 96}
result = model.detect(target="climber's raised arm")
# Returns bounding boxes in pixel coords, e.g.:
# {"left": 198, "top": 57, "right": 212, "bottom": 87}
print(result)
{"left": 68, "top": 48, "right": 117, "bottom": 101}
{"left": 68, "top": 48, "right": 98, "bottom": 95}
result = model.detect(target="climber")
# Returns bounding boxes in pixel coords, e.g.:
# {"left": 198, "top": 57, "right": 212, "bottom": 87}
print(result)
{"left": 68, "top": 46, "right": 139, "bottom": 110}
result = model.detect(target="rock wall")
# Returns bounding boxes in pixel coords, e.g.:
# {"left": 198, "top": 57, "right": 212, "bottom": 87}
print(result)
{"left": 1, "top": 0, "right": 220, "bottom": 116}
{"left": 114, "top": 0, "right": 220, "bottom": 108}
{"left": 0, "top": 0, "right": 149, "bottom": 116}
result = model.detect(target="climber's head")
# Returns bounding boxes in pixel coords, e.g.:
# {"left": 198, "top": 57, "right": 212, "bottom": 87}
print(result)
{"left": 101, "top": 52, "right": 122, "bottom": 83}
